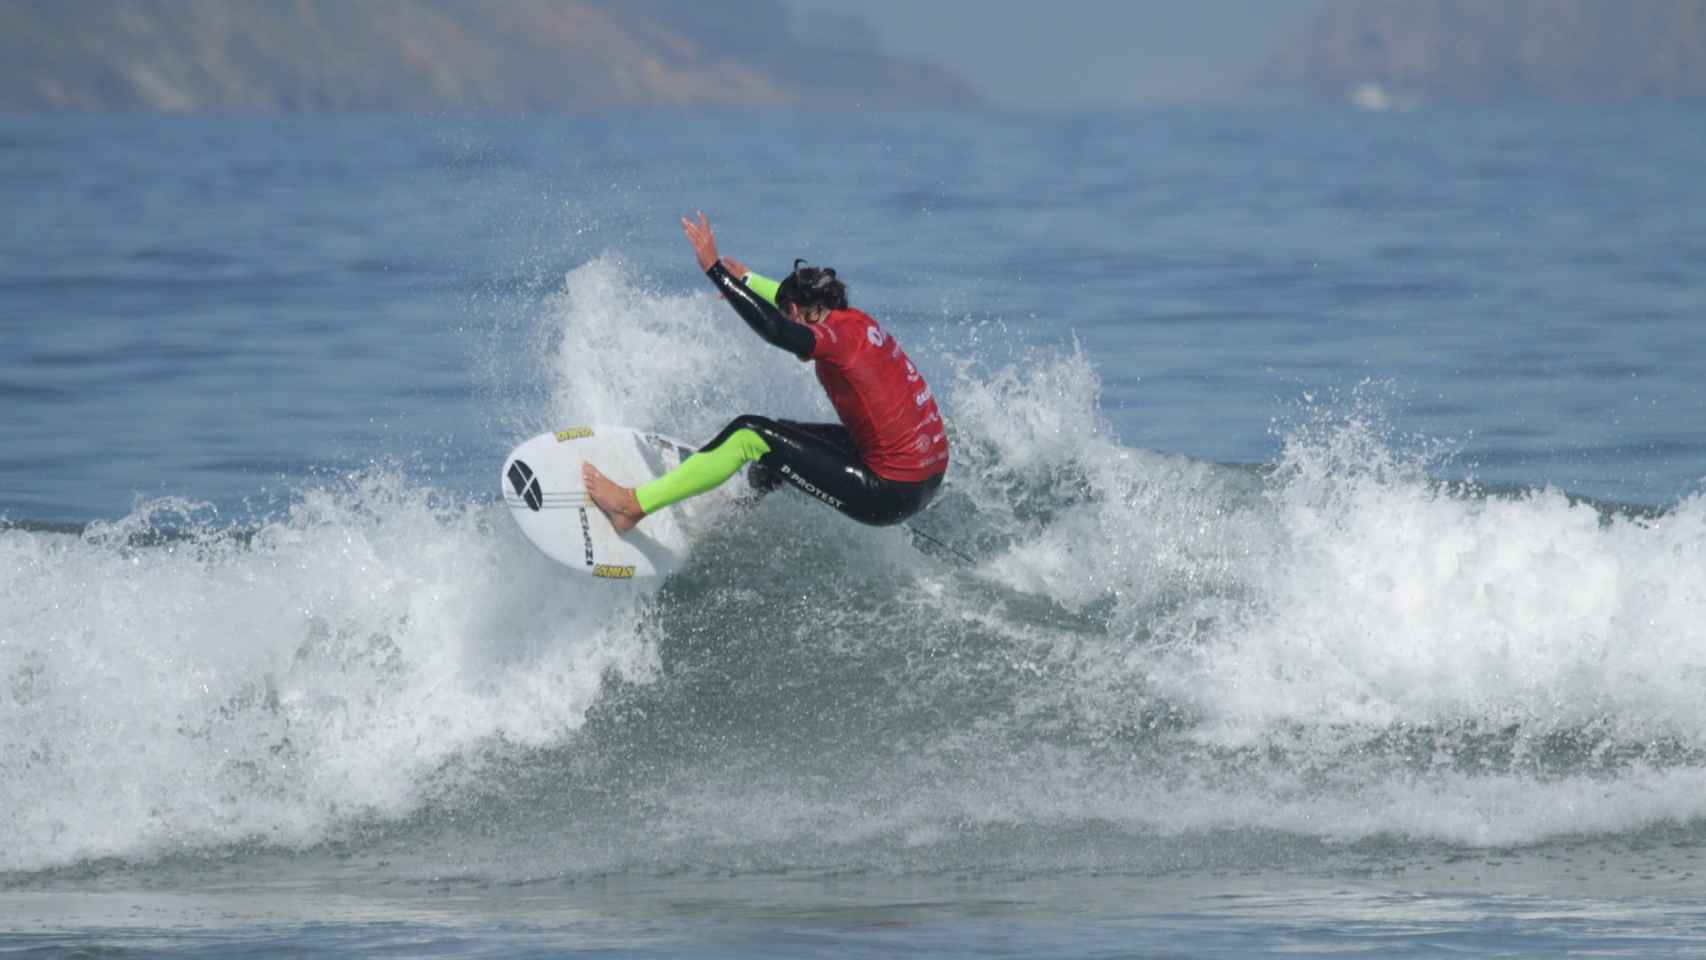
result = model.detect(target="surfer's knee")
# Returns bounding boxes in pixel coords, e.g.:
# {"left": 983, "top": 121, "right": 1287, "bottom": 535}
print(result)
{"left": 723, "top": 413, "right": 778, "bottom": 439}
{"left": 747, "top": 461, "right": 784, "bottom": 495}
{"left": 702, "top": 415, "right": 777, "bottom": 462}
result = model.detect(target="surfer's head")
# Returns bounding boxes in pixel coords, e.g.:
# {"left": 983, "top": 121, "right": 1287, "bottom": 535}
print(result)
{"left": 776, "top": 259, "right": 846, "bottom": 322}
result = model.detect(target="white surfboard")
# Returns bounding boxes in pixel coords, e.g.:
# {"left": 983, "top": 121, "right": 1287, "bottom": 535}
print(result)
{"left": 501, "top": 426, "right": 730, "bottom": 579}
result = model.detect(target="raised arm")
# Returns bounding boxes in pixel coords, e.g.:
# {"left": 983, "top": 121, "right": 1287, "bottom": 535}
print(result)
{"left": 683, "top": 213, "right": 813, "bottom": 359}
{"left": 704, "top": 262, "right": 813, "bottom": 359}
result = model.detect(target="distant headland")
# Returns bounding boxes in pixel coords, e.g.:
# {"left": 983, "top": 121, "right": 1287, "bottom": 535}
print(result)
{"left": 1257, "top": 0, "right": 1706, "bottom": 107}
{"left": 0, "top": 0, "right": 981, "bottom": 112}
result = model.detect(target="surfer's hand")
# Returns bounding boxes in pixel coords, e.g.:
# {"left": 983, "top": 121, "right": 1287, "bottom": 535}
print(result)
{"left": 682, "top": 211, "right": 719, "bottom": 272}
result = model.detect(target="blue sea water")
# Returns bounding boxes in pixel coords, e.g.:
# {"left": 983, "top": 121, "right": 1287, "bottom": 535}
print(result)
{"left": 3, "top": 108, "right": 1706, "bottom": 956}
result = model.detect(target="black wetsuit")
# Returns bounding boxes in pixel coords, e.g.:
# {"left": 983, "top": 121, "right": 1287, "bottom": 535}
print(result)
{"left": 704, "top": 262, "right": 946, "bottom": 527}
{"left": 701, "top": 415, "right": 942, "bottom": 527}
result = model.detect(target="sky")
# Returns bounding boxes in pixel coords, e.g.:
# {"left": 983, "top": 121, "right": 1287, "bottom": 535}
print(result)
{"left": 782, "top": 0, "right": 1325, "bottom": 108}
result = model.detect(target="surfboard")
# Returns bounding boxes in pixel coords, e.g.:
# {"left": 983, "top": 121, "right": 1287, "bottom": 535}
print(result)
{"left": 501, "top": 426, "right": 728, "bottom": 579}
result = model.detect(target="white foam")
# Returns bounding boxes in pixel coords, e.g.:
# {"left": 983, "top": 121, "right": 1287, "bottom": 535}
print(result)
{"left": 0, "top": 255, "right": 914, "bottom": 874}
{"left": 951, "top": 344, "right": 1264, "bottom": 615}
{"left": 13, "top": 254, "right": 1706, "bottom": 873}
{"left": 0, "top": 475, "right": 661, "bottom": 872}
{"left": 943, "top": 354, "right": 1706, "bottom": 845}
{"left": 1162, "top": 428, "right": 1706, "bottom": 747}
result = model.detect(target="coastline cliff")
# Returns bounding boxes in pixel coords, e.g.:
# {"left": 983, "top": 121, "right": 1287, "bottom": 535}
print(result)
{"left": 0, "top": 0, "right": 981, "bottom": 112}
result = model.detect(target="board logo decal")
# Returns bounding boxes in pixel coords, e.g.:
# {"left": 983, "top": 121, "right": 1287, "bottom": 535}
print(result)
{"left": 779, "top": 464, "right": 843, "bottom": 509}
{"left": 592, "top": 563, "right": 635, "bottom": 579}
{"left": 578, "top": 507, "right": 594, "bottom": 566}
{"left": 555, "top": 427, "right": 594, "bottom": 442}
{"left": 507, "top": 460, "right": 543, "bottom": 511}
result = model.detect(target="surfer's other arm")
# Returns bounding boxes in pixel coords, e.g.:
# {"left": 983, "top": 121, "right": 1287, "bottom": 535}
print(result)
{"left": 682, "top": 212, "right": 814, "bottom": 359}
{"left": 720, "top": 257, "right": 783, "bottom": 307}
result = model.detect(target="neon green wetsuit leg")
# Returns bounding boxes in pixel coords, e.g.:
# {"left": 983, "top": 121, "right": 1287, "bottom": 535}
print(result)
{"left": 635, "top": 428, "right": 771, "bottom": 514}
{"left": 632, "top": 269, "right": 780, "bottom": 515}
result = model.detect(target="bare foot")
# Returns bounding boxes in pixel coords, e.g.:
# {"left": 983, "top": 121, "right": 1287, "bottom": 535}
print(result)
{"left": 582, "top": 462, "right": 645, "bottom": 533}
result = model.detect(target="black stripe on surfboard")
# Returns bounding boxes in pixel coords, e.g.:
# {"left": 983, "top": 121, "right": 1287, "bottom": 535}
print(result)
{"left": 501, "top": 494, "right": 590, "bottom": 504}
{"left": 504, "top": 493, "right": 591, "bottom": 504}
{"left": 505, "top": 498, "right": 591, "bottom": 511}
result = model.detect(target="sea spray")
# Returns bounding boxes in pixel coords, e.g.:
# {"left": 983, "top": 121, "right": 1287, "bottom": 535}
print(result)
{"left": 10, "top": 256, "right": 1706, "bottom": 881}
{"left": 541, "top": 256, "right": 831, "bottom": 440}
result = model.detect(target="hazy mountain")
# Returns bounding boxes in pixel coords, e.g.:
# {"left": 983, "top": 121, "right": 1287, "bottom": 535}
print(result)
{"left": 0, "top": 0, "right": 981, "bottom": 111}
{"left": 1257, "top": 0, "right": 1706, "bottom": 105}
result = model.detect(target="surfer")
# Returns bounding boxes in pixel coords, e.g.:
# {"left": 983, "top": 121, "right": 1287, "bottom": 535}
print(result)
{"left": 583, "top": 212, "right": 949, "bottom": 533}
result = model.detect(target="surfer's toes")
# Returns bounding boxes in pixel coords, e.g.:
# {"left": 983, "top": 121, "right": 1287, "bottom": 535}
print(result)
{"left": 582, "top": 462, "right": 644, "bottom": 533}
{"left": 581, "top": 462, "right": 615, "bottom": 499}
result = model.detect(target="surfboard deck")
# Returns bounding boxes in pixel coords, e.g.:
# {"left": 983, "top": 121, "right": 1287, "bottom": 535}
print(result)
{"left": 501, "top": 426, "right": 729, "bottom": 579}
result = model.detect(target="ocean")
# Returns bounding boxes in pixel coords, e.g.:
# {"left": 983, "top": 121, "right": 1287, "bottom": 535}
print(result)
{"left": 3, "top": 108, "right": 1706, "bottom": 956}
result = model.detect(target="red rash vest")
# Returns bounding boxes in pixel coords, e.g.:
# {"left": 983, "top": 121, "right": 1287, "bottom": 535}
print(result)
{"left": 806, "top": 308, "right": 948, "bottom": 483}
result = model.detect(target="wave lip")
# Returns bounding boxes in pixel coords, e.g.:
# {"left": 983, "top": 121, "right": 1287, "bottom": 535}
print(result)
{"left": 10, "top": 256, "right": 1706, "bottom": 880}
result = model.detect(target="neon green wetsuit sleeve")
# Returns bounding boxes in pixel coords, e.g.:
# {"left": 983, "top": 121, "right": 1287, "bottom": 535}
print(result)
{"left": 743, "top": 271, "right": 780, "bottom": 307}
{"left": 635, "top": 428, "right": 771, "bottom": 514}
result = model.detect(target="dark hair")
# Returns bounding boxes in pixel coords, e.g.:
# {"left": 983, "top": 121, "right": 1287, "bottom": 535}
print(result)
{"left": 775, "top": 258, "right": 847, "bottom": 313}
